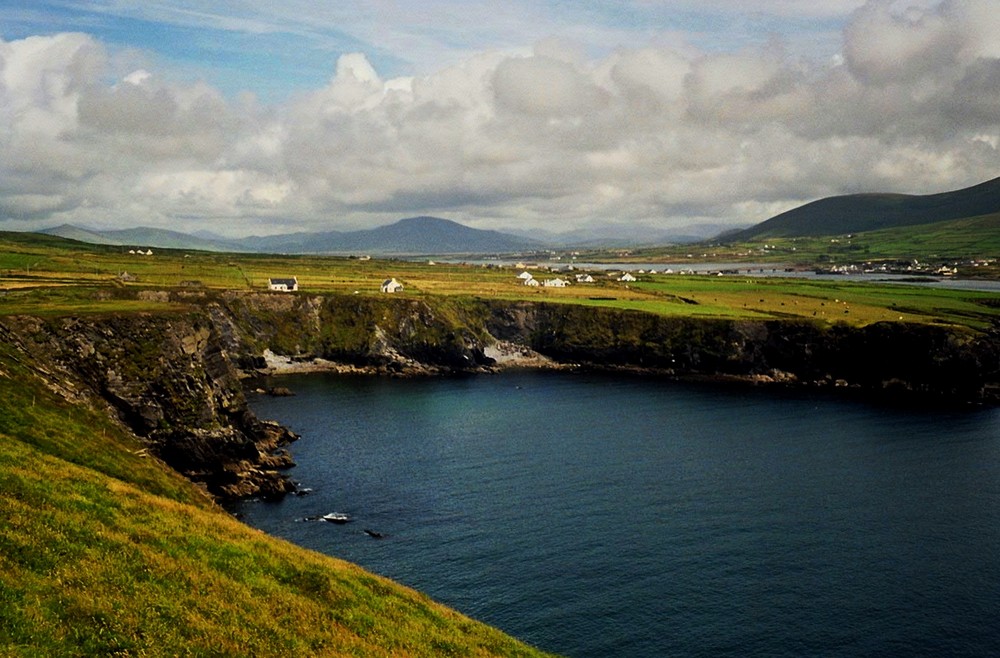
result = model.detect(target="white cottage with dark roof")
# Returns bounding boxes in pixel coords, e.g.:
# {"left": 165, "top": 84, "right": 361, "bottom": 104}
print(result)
{"left": 380, "top": 278, "right": 403, "bottom": 293}
{"left": 268, "top": 277, "right": 298, "bottom": 292}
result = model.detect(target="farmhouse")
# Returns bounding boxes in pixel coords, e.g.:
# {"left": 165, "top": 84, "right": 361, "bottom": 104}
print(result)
{"left": 543, "top": 278, "right": 569, "bottom": 288}
{"left": 517, "top": 271, "right": 534, "bottom": 280}
{"left": 381, "top": 278, "right": 404, "bottom": 293}
{"left": 575, "top": 274, "right": 594, "bottom": 283}
{"left": 619, "top": 273, "right": 637, "bottom": 282}
{"left": 524, "top": 277, "right": 540, "bottom": 287}
{"left": 268, "top": 277, "right": 298, "bottom": 292}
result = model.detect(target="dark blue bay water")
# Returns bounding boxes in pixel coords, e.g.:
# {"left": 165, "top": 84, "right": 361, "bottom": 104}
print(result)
{"left": 235, "top": 372, "right": 1000, "bottom": 657}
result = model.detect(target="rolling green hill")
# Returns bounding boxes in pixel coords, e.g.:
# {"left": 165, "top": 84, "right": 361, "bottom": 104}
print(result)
{"left": 730, "top": 176, "right": 1000, "bottom": 240}
{"left": 845, "top": 212, "right": 1000, "bottom": 260}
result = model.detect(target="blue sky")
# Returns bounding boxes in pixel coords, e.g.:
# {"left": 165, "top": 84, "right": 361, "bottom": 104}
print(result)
{"left": 2, "top": 1, "right": 857, "bottom": 102}
{"left": 1, "top": 1, "right": 997, "bottom": 237}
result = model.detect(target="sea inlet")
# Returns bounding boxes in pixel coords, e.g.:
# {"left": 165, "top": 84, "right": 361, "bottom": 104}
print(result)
{"left": 234, "top": 371, "right": 1000, "bottom": 657}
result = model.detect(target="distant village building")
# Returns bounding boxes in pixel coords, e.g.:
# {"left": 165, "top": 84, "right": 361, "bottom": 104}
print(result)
{"left": 543, "top": 278, "right": 569, "bottom": 288}
{"left": 268, "top": 277, "right": 299, "bottom": 292}
{"left": 619, "top": 273, "right": 637, "bottom": 282}
{"left": 575, "top": 274, "right": 595, "bottom": 283}
{"left": 524, "top": 277, "right": 540, "bottom": 287}
{"left": 517, "top": 271, "right": 534, "bottom": 280}
{"left": 381, "top": 278, "right": 404, "bottom": 293}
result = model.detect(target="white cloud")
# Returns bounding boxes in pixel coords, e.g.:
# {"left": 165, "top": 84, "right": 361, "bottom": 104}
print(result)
{"left": 1, "top": 0, "right": 999, "bottom": 236}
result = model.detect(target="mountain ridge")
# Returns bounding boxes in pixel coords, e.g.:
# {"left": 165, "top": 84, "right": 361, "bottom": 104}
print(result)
{"left": 41, "top": 216, "right": 546, "bottom": 255}
{"left": 729, "top": 176, "right": 1000, "bottom": 240}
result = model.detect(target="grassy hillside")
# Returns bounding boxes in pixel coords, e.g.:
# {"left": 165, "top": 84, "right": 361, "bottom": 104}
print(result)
{"left": 730, "top": 176, "right": 1000, "bottom": 239}
{"left": 724, "top": 213, "right": 1000, "bottom": 265}
{"left": 846, "top": 212, "right": 1000, "bottom": 260}
{"left": 604, "top": 211, "right": 1000, "bottom": 268}
{"left": 0, "top": 339, "right": 554, "bottom": 657}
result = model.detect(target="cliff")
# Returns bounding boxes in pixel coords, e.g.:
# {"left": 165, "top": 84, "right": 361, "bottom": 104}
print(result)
{"left": 3, "top": 290, "right": 998, "bottom": 503}
{"left": 0, "top": 312, "right": 297, "bottom": 500}
{"left": 484, "top": 301, "right": 1000, "bottom": 402}
{"left": 214, "top": 292, "right": 1000, "bottom": 404}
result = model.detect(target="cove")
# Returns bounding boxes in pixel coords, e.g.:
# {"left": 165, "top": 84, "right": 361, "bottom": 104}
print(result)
{"left": 235, "top": 371, "right": 1000, "bottom": 657}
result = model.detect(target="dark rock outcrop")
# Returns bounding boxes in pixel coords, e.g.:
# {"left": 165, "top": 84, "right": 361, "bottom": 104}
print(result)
{"left": 481, "top": 301, "right": 1000, "bottom": 404}
{"left": 1, "top": 313, "right": 297, "bottom": 500}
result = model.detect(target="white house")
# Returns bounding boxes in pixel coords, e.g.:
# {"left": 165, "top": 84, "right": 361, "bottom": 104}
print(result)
{"left": 619, "top": 273, "right": 637, "bottom": 282}
{"left": 517, "top": 271, "right": 534, "bottom": 280}
{"left": 381, "top": 277, "right": 404, "bottom": 293}
{"left": 524, "top": 277, "right": 540, "bottom": 287}
{"left": 268, "top": 277, "right": 298, "bottom": 292}
{"left": 543, "top": 278, "right": 569, "bottom": 288}
{"left": 575, "top": 274, "right": 594, "bottom": 283}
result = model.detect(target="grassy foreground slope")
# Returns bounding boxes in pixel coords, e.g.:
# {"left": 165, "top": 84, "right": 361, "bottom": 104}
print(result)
{"left": 0, "top": 341, "right": 552, "bottom": 657}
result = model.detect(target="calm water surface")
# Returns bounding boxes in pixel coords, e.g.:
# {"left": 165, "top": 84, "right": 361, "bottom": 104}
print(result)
{"left": 236, "top": 372, "right": 1000, "bottom": 657}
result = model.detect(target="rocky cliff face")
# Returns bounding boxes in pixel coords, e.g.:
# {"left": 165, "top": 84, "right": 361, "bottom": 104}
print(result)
{"left": 3, "top": 290, "right": 997, "bottom": 501}
{"left": 215, "top": 292, "right": 496, "bottom": 374}
{"left": 214, "top": 292, "right": 1000, "bottom": 403}
{"left": 482, "top": 301, "right": 1000, "bottom": 403}
{"left": 0, "top": 313, "right": 297, "bottom": 500}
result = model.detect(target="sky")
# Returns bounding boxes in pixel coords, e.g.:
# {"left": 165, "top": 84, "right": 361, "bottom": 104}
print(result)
{"left": 1, "top": 0, "right": 999, "bottom": 239}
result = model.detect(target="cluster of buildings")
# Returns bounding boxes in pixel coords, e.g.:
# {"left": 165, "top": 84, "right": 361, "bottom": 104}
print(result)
{"left": 516, "top": 270, "right": 636, "bottom": 287}
{"left": 818, "top": 259, "right": 994, "bottom": 277}
{"left": 516, "top": 271, "right": 569, "bottom": 287}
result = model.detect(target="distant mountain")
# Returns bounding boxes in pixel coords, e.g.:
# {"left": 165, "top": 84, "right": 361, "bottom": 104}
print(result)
{"left": 729, "top": 176, "right": 1000, "bottom": 240}
{"left": 240, "top": 216, "right": 546, "bottom": 254}
{"left": 510, "top": 221, "right": 742, "bottom": 248}
{"left": 39, "top": 217, "right": 546, "bottom": 255}
{"left": 40, "top": 225, "right": 246, "bottom": 252}
{"left": 100, "top": 227, "right": 247, "bottom": 252}
{"left": 41, "top": 225, "right": 123, "bottom": 246}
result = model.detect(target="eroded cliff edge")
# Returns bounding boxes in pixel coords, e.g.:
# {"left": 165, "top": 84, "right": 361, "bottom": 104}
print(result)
{"left": 0, "top": 312, "right": 298, "bottom": 500}
{"left": 4, "top": 290, "right": 998, "bottom": 500}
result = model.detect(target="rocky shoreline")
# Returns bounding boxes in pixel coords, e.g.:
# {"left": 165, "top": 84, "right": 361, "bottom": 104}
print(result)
{"left": 4, "top": 290, "right": 998, "bottom": 502}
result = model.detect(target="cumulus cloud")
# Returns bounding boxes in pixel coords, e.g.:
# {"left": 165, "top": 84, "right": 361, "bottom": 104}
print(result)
{"left": 1, "top": 0, "right": 999, "bottom": 236}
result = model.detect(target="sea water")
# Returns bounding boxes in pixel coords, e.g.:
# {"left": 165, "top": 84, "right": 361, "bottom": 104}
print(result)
{"left": 234, "top": 371, "right": 1000, "bottom": 657}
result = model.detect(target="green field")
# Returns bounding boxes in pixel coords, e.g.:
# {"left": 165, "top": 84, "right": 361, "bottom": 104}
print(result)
{"left": 3, "top": 231, "right": 999, "bottom": 330}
